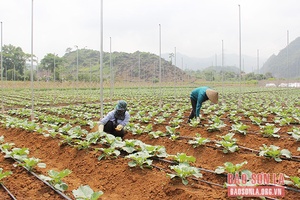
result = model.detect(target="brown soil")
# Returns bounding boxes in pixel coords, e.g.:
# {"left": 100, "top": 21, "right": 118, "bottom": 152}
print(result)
{"left": 0, "top": 112, "right": 299, "bottom": 200}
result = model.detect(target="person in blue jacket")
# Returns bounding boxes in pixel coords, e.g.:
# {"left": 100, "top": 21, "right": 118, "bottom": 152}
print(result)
{"left": 188, "top": 86, "right": 218, "bottom": 123}
{"left": 98, "top": 100, "right": 130, "bottom": 138}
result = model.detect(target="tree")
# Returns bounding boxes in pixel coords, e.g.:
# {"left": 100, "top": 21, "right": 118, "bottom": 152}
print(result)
{"left": 40, "top": 53, "right": 63, "bottom": 81}
{"left": 265, "top": 72, "right": 273, "bottom": 79}
{"left": 2, "top": 44, "right": 28, "bottom": 80}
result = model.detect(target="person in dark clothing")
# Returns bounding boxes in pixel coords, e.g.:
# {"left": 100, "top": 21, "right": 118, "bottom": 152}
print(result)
{"left": 188, "top": 86, "right": 218, "bottom": 123}
{"left": 98, "top": 100, "right": 130, "bottom": 138}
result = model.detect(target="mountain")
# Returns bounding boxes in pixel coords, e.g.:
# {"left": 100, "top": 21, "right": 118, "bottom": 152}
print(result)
{"left": 260, "top": 37, "right": 300, "bottom": 79}
{"left": 62, "top": 50, "right": 189, "bottom": 82}
{"left": 161, "top": 52, "right": 266, "bottom": 73}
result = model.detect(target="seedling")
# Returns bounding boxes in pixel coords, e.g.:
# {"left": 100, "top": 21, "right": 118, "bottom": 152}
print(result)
{"left": 162, "top": 112, "right": 171, "bottom": 118}
{"left": 60, "top": 135, "right": 73, "bottom": 145}
{"left": 215, "top": 133, "right": 239, "bottom": 153}
{"left": 131, "top": 126, "right": 144, "bottom": 135}
{"left": 0, "top": 168, "right": 12, "bottom": 183}
{"left": 125, "top": 151, "right": 153, "bottom": 169}
{"left": 100, "top": 134, "right": 118, "bottom": 146}
{"left": 0, "top": 142, "right": 15, "bottom": 152}
{"left": 167, "top": 163, "right": 202, "bottom": 185}
{"left": 259, "top": 144, "right": 291, "bottom": 162}
{"left": 165, "top": 126, "right": 179, "bottom": 135}
{"left": 140, "top": 116, "right": 151, "bottom": 123}
{"left": 39, "top": 169, "right": 72, "bottom": 192}
{"left": 215, "top": 161, "right": 248, "bottom": 174}
{"left": 188, "top": 133, "right": 210, "bottom": 148}
{"left": 143, "top": 144, "right": 168, "bottom": 158}
{"left": 143, "top": 124, "right": 153, "bottom": 133}
{"left": 169, "top": 133, "right": 180, "bottom": 141}
{"left": 274, "top": 117, "right": 293, "bottom": 126}
{"left": 58, "top": 123, "right": 73, "bottom": 134}
{"left": 260, "top": 123, "right": 281, "bottom": 138}
{"left": 169, "top": 118, "right": 183, "bottom": 127}
{"left": 74, "top": 140, "right": 92, "bottom": 150}
{"left": 249, "top": 116, "right": 266, "bottom": 126}
{"left": 72, "top": 185, "right": 103, "bottom": 200}
{"left": 16, "top": 157, "right": 46, "bottom": 171}
{"left": 5, "top": 147, "right": 29, "bottom": 161}
{"left": 229, "top": 115, "right": 242, "bottom": 124}
{"left": 154, "top": 116, "right": 165, "bottom": 124}
{"left": 231, "top": 123, "right": 249, "bottom": 135}
{"left": 206, "top": 116, "right": 226, "bottom": 132}
{"left": 188, "top": 118, "right": 200, "bottom": 127}
{"left": 96, "top": 147, "right": 120, "bottom": 160}
{"left": 121, "top": 139, "right": 144, "bottom": 153}
{"left": 85, "top": 132, "right": 103, "bottom": 144}
{"left": 287, "top": 127, "right": 300, "bottom": 141}
{"left": 284, "top": 175, "right": 300, "bottom": 188}
{"left": 168, "top": 153, "right": 196, "bottom": 164}
{"left": 148, "top": 130, "right": 166, "bottom": 139}
{"left": 68, "top": 126, "right": 88, "bottom": 139}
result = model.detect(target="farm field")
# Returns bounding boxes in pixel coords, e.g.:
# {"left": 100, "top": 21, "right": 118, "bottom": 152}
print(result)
{"left": 0, "top": 83, "right": 300, "bottom": 200}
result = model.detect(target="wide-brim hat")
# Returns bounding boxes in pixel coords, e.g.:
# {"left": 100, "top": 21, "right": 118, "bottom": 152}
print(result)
{"left": 116, "top": 100, "right": 127, "bottom": 110}
{"left": 206, "top": 89, "right": 218, "bottom": 104}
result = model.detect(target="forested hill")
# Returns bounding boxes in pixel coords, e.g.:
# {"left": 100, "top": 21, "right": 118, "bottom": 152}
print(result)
{"left": 260, "top": 37, "right": 300, "bottom": 78}
{"left": 62, "top": 50, "right": 188, "bottom": 82}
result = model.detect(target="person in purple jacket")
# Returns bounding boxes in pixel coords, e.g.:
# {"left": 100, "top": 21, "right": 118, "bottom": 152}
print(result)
{"left": 98, "top": 100, "right": 130, "bottom": 138}
{"left": 188, "top": 86, "right": 218, "bottom": 123}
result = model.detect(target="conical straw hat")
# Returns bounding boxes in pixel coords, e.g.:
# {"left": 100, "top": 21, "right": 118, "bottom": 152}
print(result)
{"left": 206, "top": 89, "right": 218, "bottom": 104}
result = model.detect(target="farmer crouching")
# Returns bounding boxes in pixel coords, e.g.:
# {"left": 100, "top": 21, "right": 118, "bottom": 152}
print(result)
{"left": 98, "top": 100, "right": 130, "bottom": 138}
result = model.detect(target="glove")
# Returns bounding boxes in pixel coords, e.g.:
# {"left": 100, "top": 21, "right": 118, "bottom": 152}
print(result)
{"left": 115, "top": 124, "right": 123, "bottom": 131}
{"left": 98, "top": 124, "right": 104, "bottom": 132}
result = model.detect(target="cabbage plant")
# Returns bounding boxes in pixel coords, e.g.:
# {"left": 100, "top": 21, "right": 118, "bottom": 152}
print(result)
{"left": 167, "top": 163, "right": 202, "bottom": 185}
{"left": 72, "top": 185, "right": 103, "bottom": 200}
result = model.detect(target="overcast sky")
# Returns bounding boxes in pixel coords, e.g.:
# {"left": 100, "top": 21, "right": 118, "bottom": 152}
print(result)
{"left": 1, "top": 0, "right": 300, "bottom": 64}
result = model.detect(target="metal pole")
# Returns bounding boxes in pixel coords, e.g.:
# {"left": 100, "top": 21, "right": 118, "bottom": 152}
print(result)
{"left": 174, "top": 47, "right": 176, "bottom": 96}
{"left": 53, "top": 53, "right": 56, "bottom": 82}
{"left": 36, "top": 57, "right": 38, "bottom": 81}
{"left": 238, "top": 4, "right": 242, "bottom": 108}
{"left": 181, "top": 57, "right": 184, "bottom": 82}
{"left": 13, "top": 63, "right": 15, "bottom": 81}
{"left": 110, "top": 37, "right": 112, "bottom": 103}
{"left": 222, "top": 40, "right": 224, "bottom": 93}
{"left": 287, "top": 30, "right": 289, "bottom": 78}
{"left": 257, "top": 49, "right": 259, "bottom": 74}
{"left": 30, "top": 0, "right": 34, "bottom": 121}
{"left": 89, "top": 62, "right": 91, "bottom": 89}
{"left": 1, "top": 21, "right": 4, "bottom": 114}
{"left": 159, "top": 24, "right": 162, "bottom": 107}
{"left": 76, "top": 46, "right": 78, "bottom": 90}
{"left": 100, "top": 0, "right": 103, "bottom": 118}
{"left": 138, "top": 52, "right": 141, "bottom": 92}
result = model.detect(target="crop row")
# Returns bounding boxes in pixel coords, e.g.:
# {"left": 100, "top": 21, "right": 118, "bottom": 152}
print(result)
{"left": 0, "top": 86, "right": 299, "bottom": 199}
{"left": 0, "top": 135, "right": 104, "bottom": 199}
{"left": 1, "top": 111, "right": 300, "bottom": 186}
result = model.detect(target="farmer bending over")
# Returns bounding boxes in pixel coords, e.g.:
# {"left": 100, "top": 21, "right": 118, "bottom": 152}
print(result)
{"left": 188, "top": 86, "right": 218, "bottom": 123}
{"left": 98, "top": 100, "right": 130, "bottom": 138}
